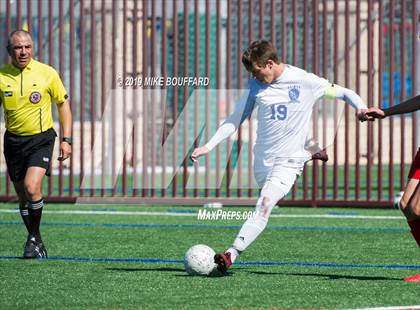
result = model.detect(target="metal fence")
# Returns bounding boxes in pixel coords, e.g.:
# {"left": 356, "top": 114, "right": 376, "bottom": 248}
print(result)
{"left": 0, "top": 0, "right": 418, "bottom": 206}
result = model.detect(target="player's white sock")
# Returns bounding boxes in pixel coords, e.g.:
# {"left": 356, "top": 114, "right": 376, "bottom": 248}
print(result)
{"left": 232, "top": 211, "right": 268, "bottom": 252}
{"left": 226, "top": 247, "right": 240, "bottom": 262}
{"left": 231, "top": 182, "right": 288, "bottom": 255}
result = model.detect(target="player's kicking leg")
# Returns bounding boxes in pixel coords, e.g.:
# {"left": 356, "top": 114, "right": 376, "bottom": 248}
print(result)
{"left": 214, "top": 169, "right": 296, "bottom": 273}
{"left": 214, "top": 193, "right": 281, "bottom": 273}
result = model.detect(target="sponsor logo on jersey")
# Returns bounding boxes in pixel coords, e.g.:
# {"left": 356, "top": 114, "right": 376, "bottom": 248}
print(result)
{"left": 30, "top": 91, "right": 42, "bottom": 104}
{"left": 288, "top": 85, "right": 300, "bottom": 102}
{"left": 4, "top": 91, "right": 13, "bottom": 97}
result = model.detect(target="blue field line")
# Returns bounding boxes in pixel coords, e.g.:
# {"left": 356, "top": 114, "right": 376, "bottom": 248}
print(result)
{"left": 235, "top": 261, "right": 420, "bottom": 269}
{"left": 0, "top": 221, "right": 409, "bottom": 232}
{"left": 90, "top": 208, "right": 118, "bottom": 212}
{"left": 0, "top": 256, "right": 184, "bottom": 264}
{"left": 327, "top": 212, "right": 358, "bottom": 216}
{"left": 0, "top": 255, "right": 419, "bottom": 270}
{"left": 167, "top": 208, "right": 196, "bottom": 214}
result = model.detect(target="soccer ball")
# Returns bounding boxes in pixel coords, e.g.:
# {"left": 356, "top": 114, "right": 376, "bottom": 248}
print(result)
{"left": 184, "top": 244, "right": 217, "bottom": 276}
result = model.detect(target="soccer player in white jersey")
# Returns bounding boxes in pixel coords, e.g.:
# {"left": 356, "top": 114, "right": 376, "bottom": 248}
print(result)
{"left": 191, "top": 40, "right": 370, "bottom": 273}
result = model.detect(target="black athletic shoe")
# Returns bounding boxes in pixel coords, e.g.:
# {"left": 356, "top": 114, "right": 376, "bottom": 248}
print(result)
{"left": 37, "top": 241, "right": 48, "bottom": 258}
{"left": 23, "top": 238, "right": 42, "bottom": 259}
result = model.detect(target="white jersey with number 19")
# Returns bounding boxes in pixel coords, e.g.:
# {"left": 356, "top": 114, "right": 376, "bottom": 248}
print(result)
{"left": 203, "top": 64, "right": 365, "bottom": 188}
{"left": 239, "top": 64, "right": 330, "bottom": 160}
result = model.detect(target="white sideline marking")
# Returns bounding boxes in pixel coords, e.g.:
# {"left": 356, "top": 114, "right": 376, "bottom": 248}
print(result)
{"left": 343, "top": 306, "right": 420, "bottom": 310}
{"left": 0, "top": 209, "right": 405, "bottom": 220}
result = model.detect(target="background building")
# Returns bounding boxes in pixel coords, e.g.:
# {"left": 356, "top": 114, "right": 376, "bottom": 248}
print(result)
{"left": 0, "top": 0, "right": 418, "bottom": 206}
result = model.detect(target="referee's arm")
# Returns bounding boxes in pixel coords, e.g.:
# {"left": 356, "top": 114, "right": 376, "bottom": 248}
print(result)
{"left": 57, "top": 99, "right": 72, "bottom": 161}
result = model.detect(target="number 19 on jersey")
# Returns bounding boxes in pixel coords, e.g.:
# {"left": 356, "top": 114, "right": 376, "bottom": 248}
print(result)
{"left": 270, "top": 104, "right": 288, "bottom": 120}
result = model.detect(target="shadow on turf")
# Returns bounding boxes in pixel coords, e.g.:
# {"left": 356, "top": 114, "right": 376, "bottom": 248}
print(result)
{"left": 108, "top": 267, "right": 397, "bottom": 280}
{"left": 173, "top": 273, "right": 233, "bottom": 278}
{"left": 106, "top": 267, "right": 185, "bottom": 273}
{"left": 106, "top": 267, "right": 232, "bottom": 277}
{"left": 245, "top": 270, "right": 401, "bottom": 281}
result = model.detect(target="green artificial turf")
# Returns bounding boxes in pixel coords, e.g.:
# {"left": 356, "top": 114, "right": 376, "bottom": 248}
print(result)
{"left": 0, "top": 203, "right": 419, "bottom": 309}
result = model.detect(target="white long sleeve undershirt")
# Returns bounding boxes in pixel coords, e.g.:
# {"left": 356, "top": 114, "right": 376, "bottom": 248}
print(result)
{"left": 328, "top": 84, "right": 367, "bottom": 110}
{"left": 204, "top": 92, "right": 252, "bottom": 151}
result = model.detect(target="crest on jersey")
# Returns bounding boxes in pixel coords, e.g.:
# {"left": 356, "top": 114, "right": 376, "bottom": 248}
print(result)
{"left": 30, "top": 91, "right": 41, "bottom": 104}
{"left": 288, "top": 85, "right": 300, "bottom": 102}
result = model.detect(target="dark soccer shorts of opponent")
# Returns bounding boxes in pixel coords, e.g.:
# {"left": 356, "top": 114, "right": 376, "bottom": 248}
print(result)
{"left": 3, "top": 128, "right": 57, "bottom": 181}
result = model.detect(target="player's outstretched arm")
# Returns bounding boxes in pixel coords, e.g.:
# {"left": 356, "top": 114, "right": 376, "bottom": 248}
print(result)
{"left": 191, "top": 146, "right": 210, "bottom": 162}
{"left": 379, "top": 94, "right": 420, "bottom": 117}
{"left": 364, "top": 95, "right": 420, "bottom": 120}
{"left": 190, "top": 91, "right": 255, "bottom": 163}
{"left": 190, "top": 121, "right": 237, "bottom": 163}
{"left": 324, "top": 84, "right": 372, "bottom": 122}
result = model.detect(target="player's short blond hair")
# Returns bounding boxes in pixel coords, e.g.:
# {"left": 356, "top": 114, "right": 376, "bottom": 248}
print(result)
{"left": 242, "top": 40, "right": 279, "bottom": 72}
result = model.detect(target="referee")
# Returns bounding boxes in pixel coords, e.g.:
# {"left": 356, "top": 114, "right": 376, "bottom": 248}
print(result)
{"left": 0, "top": 30, "right": 72, "bottom": 258}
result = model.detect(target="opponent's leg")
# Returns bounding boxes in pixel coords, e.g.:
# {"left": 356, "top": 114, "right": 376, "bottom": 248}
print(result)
{"left": 399, "top": 180, "right": 420, "bottom": 246}
{"left": 407, "top": 182, "right": 420, "bottom": 217}
{"left": 399, "top": 149, "right": 420, "bottom": 282}
{"left": 401, "top": 181, "right": 420, "bottom": 282}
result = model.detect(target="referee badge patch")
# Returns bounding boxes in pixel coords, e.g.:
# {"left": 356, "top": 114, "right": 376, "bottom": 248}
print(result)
{"left": 30, "top": 91, "right": 42, "bottom": 103}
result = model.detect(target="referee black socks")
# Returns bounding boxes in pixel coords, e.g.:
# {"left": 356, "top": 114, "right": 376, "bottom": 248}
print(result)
{"left": 27, "top": 198, "right": 44, "bottom": 241}
{"left": 19, "top": 204, "right": 31, "bottom": 234}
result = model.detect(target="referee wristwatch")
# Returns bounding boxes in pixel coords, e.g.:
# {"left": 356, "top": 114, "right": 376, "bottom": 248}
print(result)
{"left": 62, "top": 137, "right": 72, "bottom": 145}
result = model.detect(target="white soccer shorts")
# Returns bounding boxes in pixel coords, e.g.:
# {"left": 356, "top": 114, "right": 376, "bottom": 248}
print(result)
{"left": 253, "top": 155, "right": 307, "bottom": 194}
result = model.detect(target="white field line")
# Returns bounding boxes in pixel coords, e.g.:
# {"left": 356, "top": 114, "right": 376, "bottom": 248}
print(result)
{"left": 0, "top": 209, "right": 405, "bottom": 220}
{"left": 343, "top": 306, "right": 420, "bottom": 310}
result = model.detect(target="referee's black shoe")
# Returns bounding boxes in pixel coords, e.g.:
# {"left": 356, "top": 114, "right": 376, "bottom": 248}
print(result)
{"left": 37, "top": 241, "right": 48, "bottom": 258}
{"left": 23, "top": 236, "right": 42, "bottom": 259}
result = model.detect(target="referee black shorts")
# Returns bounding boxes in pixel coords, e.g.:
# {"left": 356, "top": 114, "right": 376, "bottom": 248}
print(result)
{"left": 3, "top": 128, "right": 57, "bottom": 182}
